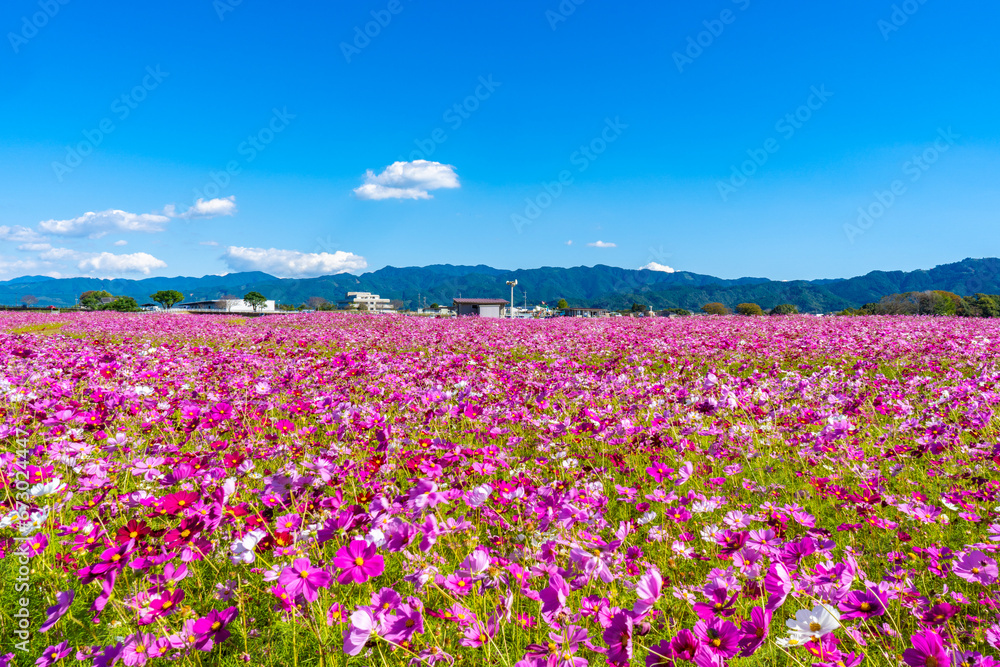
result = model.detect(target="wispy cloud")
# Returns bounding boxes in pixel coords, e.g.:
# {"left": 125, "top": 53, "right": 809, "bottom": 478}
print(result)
{"left": 0, "top": 225, "right": 45, "bottom": 243}
{"left": 354, "top": 160, "right": 460, "bottom": 200}
{"left": 587, "top": 240, "right": 616, "bottom": 248}
{"left": 221, "top": 246, "right": 368, "bottom": 278}
{"left": 164, "top": 196, "right": 237, "bottom": 219}
{"left": 39, "top": 209, "right": 170, "bottom": 237}
{"left": 18, "top": 242, "right": 52, "bottom": 252}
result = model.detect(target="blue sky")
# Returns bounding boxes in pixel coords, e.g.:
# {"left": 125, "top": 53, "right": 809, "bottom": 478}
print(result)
{"left": 1, "top": 0, "right": 998, "bottom": 281}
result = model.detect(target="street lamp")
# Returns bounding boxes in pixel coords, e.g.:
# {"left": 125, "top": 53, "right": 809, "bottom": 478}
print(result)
{"left": 506, "top": 280, "right": 518, "bottom": 319}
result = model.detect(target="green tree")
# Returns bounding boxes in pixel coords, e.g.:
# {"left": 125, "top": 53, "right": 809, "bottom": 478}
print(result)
{"left": 969, "top": 293, "right": 1000, "bottom": 318}
{"left": 150, "top": 289, "right": 184, "bottom": 309}
{"left": 243, "top": 291, "right": 267, "bottom": 312}
{"left": 770, "top": 303, "right": 799, "bottom": 315}
{"left": 105, "top": 296, "right": 139, "bottom": 312}
{"left": 630, "top": 302, "right": 646, "bottom": 313}
{"left": 662, "top": 307, "right": 691, "bottom": 316}
{"left": 80, "top": 290, "right": 112, "bottom": 310}
{"left": 701, "top": 302, "right": 729, "bottom": 315}
{"left": 736, "top": 303, "right": 764, "bottom": 316}
{"left": 556, "top": 298, "right": 569, "bottom": 309}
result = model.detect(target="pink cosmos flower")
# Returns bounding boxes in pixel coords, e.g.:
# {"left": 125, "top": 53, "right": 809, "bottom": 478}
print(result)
{"left": 693, "top": 618, "right": 740, "bottom": 660}
{"left": 344, "top": 609, "right": 375, "bottom": 656}
{"left": 35, "top": 641, "right": 72, "bottom": 667}
{"left": 603, "top": 611, "right": 633, "bottom": 666}
{"left": 332, "top": 540, "right": 384, "bottom": 584}
{"left": 838, "top": 588, "right": 888, "bottom": 620}
{"left": 952, "top": 551, "right": 998, "bottom": 585}
{"left": 459, "top": 615, "right": 498, "bottom": 648}
{"left": 902, "top": 629, "right": 951, "bottom": 667}
{"left": 278, "top": 557, "right": 333, "bottom": 602}
{"left": 738, "top": 607, "right": 771, "bottom": 657}
{"left": 122, "top": 633, "right": 157, "bottom": 666}
{"left": 39, "top": 590, "right": 74, "bottom": 633}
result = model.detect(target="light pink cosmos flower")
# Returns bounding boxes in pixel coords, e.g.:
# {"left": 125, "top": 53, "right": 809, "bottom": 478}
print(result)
{"left": 278, "top": 557, "right": 333, "bottom": 602}
{"left": 952, "top": 550, "right": 998, "bottom": 585}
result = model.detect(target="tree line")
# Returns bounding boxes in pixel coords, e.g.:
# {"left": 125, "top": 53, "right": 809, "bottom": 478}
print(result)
{"left": 839, "top": 290, "right": 1000, "bottom": 317}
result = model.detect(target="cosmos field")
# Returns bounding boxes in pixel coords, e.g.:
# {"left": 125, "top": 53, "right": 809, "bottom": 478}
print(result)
{"left": 0, "top": 313, "right": 998, "bottom": 667}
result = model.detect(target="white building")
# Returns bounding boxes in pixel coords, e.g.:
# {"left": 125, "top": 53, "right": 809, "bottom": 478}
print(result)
{"left": 175, "top": 299, "right": 276, "bottom": 313}
{"left": 337, "top": 291, "right": 394, "bottom": 312}
{"left": 453, "top": 297, "right": 509, "bottom": 318}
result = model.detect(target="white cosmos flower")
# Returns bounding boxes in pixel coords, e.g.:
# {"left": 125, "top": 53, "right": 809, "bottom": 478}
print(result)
{"left": 466, "top": 484, "right": 493, "bottom": 509}
{"left": 230, "top": 529, "right": 266, "bottom": 564}
{"left": 29, "top": 478, "right": 66, "bottom": 497}
{"left": 785, "top": 604, "right": 841, "bottom": 642}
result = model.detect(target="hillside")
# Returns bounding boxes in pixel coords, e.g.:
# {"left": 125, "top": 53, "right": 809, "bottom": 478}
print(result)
{"left": 3, "top": 258, "right": 999, "bottom": 313}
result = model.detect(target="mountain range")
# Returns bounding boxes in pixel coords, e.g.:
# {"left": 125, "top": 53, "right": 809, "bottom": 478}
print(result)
{"left": 3, "top": 257, "right": 1000, "bottom": 313}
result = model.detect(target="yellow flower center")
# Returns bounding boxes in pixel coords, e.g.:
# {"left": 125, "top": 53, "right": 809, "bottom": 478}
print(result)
{"left": 809, "top": 622, "right": 822, "bottom": 632}
{"left": 354, "top": 557, "right": 365, "bottom": 566}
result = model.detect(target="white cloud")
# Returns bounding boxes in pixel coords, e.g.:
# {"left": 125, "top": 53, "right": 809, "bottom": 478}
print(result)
{"left": 640, "top": 262, "right": 676, "bottom": 273}
{"left": 113, "top": 239, "right": 128, "bottom": 246}
{"left": 587, "top": 240, "right": 617, "bottom": 248}
{"left": 40, "top": 247, "right": 80, "bottom": 261}
{"left": 39, "top": 209, "right": 170, "bottom": 237}
{"left": 0, "top": 257, "right": 41, "bottom": 276}
{"left": 354, "top": 160, "right": 460, "bottom": 200}
{"left": 222, "top": 246, "right": 367, "bottom": 278}
{"left": 18, "top": 242, "right": 52, "bottom": 252}
{"left": 0, "top": 225, "right": 44, "bottom": 243}
{"left": 200, "top": 240, "right": 220, "bottom": 246}
{"left": 164, "top": 196, "right": 237, "bottom": 219}
{"left": 77, "top": 252, "right": 167, "bottom": 275}
{"left": 565, "top": 240, "right": 573, "bottom": 245}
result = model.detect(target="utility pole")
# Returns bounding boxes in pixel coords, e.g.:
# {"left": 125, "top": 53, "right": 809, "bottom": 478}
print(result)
{"left": 506, "top": 279, "right": 518, "bottom": 319}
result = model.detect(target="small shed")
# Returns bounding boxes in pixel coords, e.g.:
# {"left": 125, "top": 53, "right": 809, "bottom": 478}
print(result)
{"left": 453, "top": 298, "right": 509, "bottom": 318}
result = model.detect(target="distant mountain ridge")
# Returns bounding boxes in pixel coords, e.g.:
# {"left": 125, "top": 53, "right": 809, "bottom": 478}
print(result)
{"left": 3, "top": 258, "right": 1000, "bottom": 313}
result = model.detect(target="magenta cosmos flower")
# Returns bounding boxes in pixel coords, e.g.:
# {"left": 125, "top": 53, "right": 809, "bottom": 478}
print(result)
{"left": 694, "top": 618, "right": 741, "bottom": 660}
{"left": 332, "top": 540, "right": 384, "bottom": 584}
{"left": 838, "top": 588, "right": 888, "bottom": 620}
{"left": 603, "top": 611, "right": 633, "bottom": 665}
{"left": 902, "top": 629, "right": 951, "bottom": 667}
{"left": 278, "top": 557, "right": 333, "bottom": 602}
